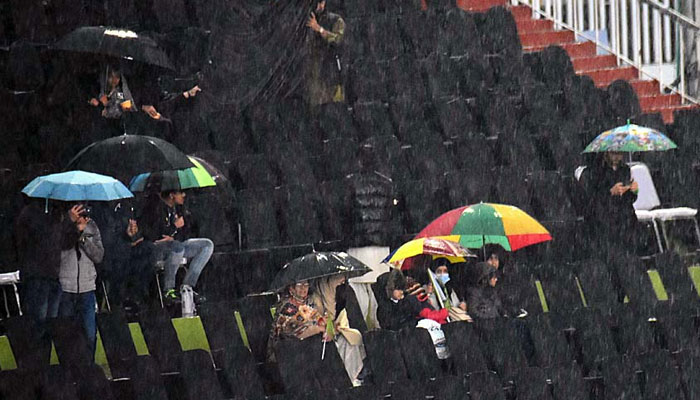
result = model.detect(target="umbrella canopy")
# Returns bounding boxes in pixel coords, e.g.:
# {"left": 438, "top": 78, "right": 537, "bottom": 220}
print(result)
{"left": 128, "top": 156, "right": 216, "bottom": 192}
{"left": 382, "top": 237, "right": 476, "bottom": 270}
{"left": 270, "top": 252, "right": 371, "bottom": 292}
{"left": 583, "top": 123, "right": 678, "bottom": 153}
{"left": 53, "top": 26, "right": 174, "bottom": 70}
{"left": 22, "top": 170, "right": 133, "bottom": 201}
{"left": 65, "top": 135, "right": 195, "bottom": 185}
{"left": 416, "top": 203, "right": 552, "bottom": 252}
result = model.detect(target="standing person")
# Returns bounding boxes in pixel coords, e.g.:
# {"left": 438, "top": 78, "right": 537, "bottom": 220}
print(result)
{"left": 15, "top": 200, "right": 84, "bottom": 323}
{"left": 580, "top": 152, "right": 639, "bottom": 256}
{"left": 139, "top": 190, "right": 213, "bottom": 305}
{"left": 305, "top": 0, "right": 346, "bottom": 106}
{"left": 312, "top": 275, "right": 366, "bottom": 386}
{"left": 88, "top": 65, "right": 136, "bottom": 120}
{"left": 58, "top": 205, "right": 104, "bottom": 356}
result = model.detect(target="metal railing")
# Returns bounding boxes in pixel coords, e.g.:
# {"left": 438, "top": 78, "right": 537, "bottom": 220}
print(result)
{"left": 514, "top": 0, "right": 700, "bottom": 105}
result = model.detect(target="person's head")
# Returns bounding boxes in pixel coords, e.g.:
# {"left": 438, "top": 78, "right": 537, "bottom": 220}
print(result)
{"left": 316, "top": 0, "right": 326, "bottom": 13}
{"left": 289, "top": 280, "right": 310, "bottom": 299}
{"left": 486, "top": 253, "right": 500, "bottom": 269}
{"left": 107, "top": 68, "right": 121, "bottom": 89}
{"left": 431, "top": 258, "right": 451, "bottom": 284}
{"left": 604, "top": 152, "right": 624, "bottom": 169}
{"left": 161, "top": 190, "right": 186, "bottom": 206}
{"left": 385, "top": 269, "right": 407, "bottom": 302}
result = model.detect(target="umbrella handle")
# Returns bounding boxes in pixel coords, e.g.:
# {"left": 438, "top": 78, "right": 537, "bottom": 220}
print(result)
{"left": 321, "top": 339, "right": 327, "bottom": 360}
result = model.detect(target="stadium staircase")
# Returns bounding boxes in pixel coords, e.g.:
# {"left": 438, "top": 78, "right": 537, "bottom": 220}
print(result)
{"left": 457, "top": 0, "right": 699, "bottom": 123}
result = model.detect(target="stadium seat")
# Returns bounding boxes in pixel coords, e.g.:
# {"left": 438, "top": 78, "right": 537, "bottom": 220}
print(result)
{"left": 3, "top": 315, "right": 52, "bottom": 370}
{"left": 399, "top": 327, "right": 444, "bottom": 381}
{"left": 131, "top": 355, "right": 169, "bottom": 400}
{"left": 549, "top": 363, "right": 588, "bottom": 400}
{"left": 678, "top": 351, "right": 700, "bottom": 399}
{"left": 366, "top": 15, "right": 402, "bottom": 61}
{"left": 197, "top": 300, "right": 243, "bottom": 367}
{"left": 525, "top": 313, "right": 574, "bottom": 368}
{"left": 347, "top": 59, "right": 389, "bottom": 104}
{"left": 237, "top": 188, "right": 281, "bottom": 249}
{"left": 398, "top": 177, "right": 451, "bottom": 234}
{"left": 442, "top": 321, "right": 489, "bottom": 375}
{"left": 611, "top": 307, "right": 658, "bottom": 356}
{"left": 233, "top": 154, "right": 278, "bottom": 190}
{"left": 511, "top": 366, "right": 553, "bottom": 400}
{"left": 237, "top": 293, "right": 276, "bottom": 363}
{"left": 352, "top": 102, "right": 396, "bottom": 139}
{"left": 475, "top": 318, "right": 529, "bottom": 379}
{"left": 317, "top": 103, "right": 360, "bottom": 142}
{"left": 467, "top": 370, "right": 506, "bottom": 400}
{"left": 220, "top": 343, "right": 266, "bottom": 399}
{"left": 318, "top": 179, "right": 354, "bottom": 242}
{"left": 39, "top": 365, "right": 79, "bottom": 400}
{"left": 275, "top": 184, "right": 324, "bottom": 245}
{"left": 386, "top": 56, "right": 428, "bottom": 102}
{"left": 575, "top": 259, "right": 621, "bottom": 313}
{"left": 637, "top": 350, "right": 684, "bottom": 399}
{"left": 0, "top": 368, "right": 40, "bottom": 400}
{"left": 362, "top": 329, "right": 408, "bottom": 385}
{"left": 138, "top": 308, "right": 182, "bottom": 373}
{"left": 528, "top": 171, "right": 577, "bottom": 222}
{"left": 96, "top": 310, "right": 139, "bottom": 379}
{"left": 434, "top": 97, "right": 479, "bottom": 141}
{"left": 399, "top": 10, "right": 441, "bottom": 60}
{"left": 569, "top": 308, "right": 619, "bottom": 373}
{"left": 596, "top": 355, "right": 643, "bottom": 399}
{"left": 179, "top": 349, "right": 225, "bottom": 399}
{"left": 71, "top": 363, "right": 116, "bottom": 400}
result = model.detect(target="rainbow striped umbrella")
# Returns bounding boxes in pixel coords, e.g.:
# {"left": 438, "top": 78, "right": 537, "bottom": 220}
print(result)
{"left": 128, "top": 156, "right": 216, "bottom": 192}
{"left": 416, "top": 203, "right": 552, "bottom": 252}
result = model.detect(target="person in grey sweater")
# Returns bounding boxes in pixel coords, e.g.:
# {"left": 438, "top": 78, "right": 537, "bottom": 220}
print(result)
{"left": 58, "top": 207, "right": 104, "bottom": 356}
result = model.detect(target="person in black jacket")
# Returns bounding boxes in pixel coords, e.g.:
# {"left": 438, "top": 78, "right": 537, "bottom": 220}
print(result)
{"left": 580, "top": 152, "right": 639, "bottom": 256}
{"left": 139, "top": 190, "right": 213, "bottom": 305}
{"left": 466, "top": 262, "right": 506, "bottom": 320}
{"left": 374, "top": 269, "right": 448, "bottom": 330}
{"left": 15, "top": 200, "right": 84, "bottom": 323}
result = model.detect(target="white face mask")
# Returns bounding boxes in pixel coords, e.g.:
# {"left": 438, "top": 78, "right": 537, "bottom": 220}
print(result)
{"left": 437, "top": 273, "right": 450, "bottom": 285}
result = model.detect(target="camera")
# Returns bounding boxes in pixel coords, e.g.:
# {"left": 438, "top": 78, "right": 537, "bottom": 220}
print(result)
{"left": 79, "top": 206, "right": 92, "bottom": 218}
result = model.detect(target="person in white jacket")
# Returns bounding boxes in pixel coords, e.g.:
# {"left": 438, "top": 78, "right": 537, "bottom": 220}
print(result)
{"left": 58, "top": 207, "right": 104, "bottom": 356}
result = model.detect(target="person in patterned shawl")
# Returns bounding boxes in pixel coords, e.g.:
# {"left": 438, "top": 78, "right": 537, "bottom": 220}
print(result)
{"left": 267, "top": 280, "right": 326, "bottom": 362}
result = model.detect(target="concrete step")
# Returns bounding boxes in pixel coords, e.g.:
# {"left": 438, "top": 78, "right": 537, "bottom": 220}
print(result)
{"left": 646, "top": 104, "right": 699, "bottom": 124}
{"left": 519, "top": 30, "right": 576, "bottom": 47}
{"left": 629, "top": 80, "right": 661, "bottom": 97}
{"left": 524, "top": 41, "right": 597, "bottom": 58}
{"left": 511, "top": 5, "right": 533, "bottom": 20}
{"left": 585, "top": 66, "right": 638, "bottom": 86}
{"left": 515, "top": 19, "right": 554, "bottom": 33}
{"left": 572, "top": 55, "right": 618, "bottom": 72}
{"left": 639, "top": 94, "right": 682, "bottom": 109}
{"left": 457, "top": 0, "right": 506, "bottom": 11}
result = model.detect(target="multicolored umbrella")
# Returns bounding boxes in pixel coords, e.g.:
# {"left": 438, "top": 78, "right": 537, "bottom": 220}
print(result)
{"left": 128, "top": 156, "right": 216, "bottom": 192}
{"left": 416, "top": 203, "right": 552, "bottom": 252}
{"left": 382, "top": 237, "right": 476, "bottom": 269}
{"left": 583, "top": 123, "right": 678, "bottom": 153}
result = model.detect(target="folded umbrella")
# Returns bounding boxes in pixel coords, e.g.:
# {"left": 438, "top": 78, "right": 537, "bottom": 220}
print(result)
{"left": 270, "top": 252, "right": 371, "bottom": 292}
{"left": 22, "top": 170, "right": 133, "bottom": 201}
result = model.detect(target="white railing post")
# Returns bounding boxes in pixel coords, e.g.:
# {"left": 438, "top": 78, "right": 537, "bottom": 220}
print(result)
{"left": 642, "top": 3, "right": 651, "bottom": 64}
{"left": 662, "top": 0, "right": 672, "bottom": 62}
{"left": 652, "top": 3, "right": 662, "bottom": 65}
{"left": 621, "top": 0, "right": 629, "bottom": 59}
{"left": 555, "top": 0, "right": 563, "bottom": 30}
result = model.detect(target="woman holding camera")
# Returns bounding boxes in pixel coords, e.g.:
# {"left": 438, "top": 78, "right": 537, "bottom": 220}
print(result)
{"left": 59, "top": 204, "right": 104, "bottom": 357}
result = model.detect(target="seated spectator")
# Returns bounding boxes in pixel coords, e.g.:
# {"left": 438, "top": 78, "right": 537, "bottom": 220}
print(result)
{"left": 58, "top": 204, "right": 104, "bottom": 355}
{"left": 89, "top": 66, "right": 136, "bottom": 119}
{"left": 93, "top": 201, "right": 156, "bottom": 311}
{"left": 466, "top": 262, "right": 507, "bottom": 319}
{"left": 311, "top": 275, "right": 366, "bottom": 386}
{"left": 140, "top": 190, "right": 214, "bottom": 305}
{"left": 375, "top": 269, "right": 448, "bottom": 331}
{"left": 267, "top": 280, "right": 326, "bottom": 362}
{"left": 424, "top": 259, "right": 472, "bottom": 322}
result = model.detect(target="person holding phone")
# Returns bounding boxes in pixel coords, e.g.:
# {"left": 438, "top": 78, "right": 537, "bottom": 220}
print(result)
{"left": 304, "top": 0, "right": 346, "bottom": 106}
{"left": 58, "top": 204, "right": 104, "bottom": 356}
{"left": 580, "top": 151, "right": 640, "bottom": 256}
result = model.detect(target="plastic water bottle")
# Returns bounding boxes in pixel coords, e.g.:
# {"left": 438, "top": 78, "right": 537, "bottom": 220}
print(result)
{"left": 181, "top": 284, "right": 196, "bottom": 317}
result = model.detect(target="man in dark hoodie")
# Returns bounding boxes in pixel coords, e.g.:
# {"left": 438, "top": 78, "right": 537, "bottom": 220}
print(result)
{"left": 15, "top": 200, "right": 84, "bottom": 323}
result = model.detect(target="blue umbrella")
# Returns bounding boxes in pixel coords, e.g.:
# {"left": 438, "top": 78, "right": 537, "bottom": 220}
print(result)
{"left": 22, "top": 170, "right": 134, "bottom": 202}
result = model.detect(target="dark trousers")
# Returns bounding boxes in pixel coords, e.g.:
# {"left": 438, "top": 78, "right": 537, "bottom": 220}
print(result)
{"left": 59, "top": 291, "right": 97, "bottom": 357}
{"left": 23, "top": 277, "right": 61, "bottom": 323}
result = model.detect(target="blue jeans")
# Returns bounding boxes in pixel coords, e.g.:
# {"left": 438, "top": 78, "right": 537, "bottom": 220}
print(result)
{"left": 155, "top": 238, "right": 214, "bottom": 290}
{"left": 23, "top": 278, "right": 61, "bottom": 323}
{"left": 59, "top": 291, "right": 97, "bottom": 357}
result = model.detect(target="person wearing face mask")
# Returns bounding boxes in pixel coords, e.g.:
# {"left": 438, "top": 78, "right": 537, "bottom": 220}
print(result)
{"left": 425, "top": 258, "right": 470, "bottom": 318}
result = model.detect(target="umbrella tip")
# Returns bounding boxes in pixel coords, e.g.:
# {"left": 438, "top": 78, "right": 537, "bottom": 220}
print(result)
{"left": 627, "top": 119, "right": 631, "bottom": 126}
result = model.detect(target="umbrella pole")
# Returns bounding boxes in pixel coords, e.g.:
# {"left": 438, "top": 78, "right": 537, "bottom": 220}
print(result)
{"left": 321, "top": 339, "right": 327, "bottom": 360}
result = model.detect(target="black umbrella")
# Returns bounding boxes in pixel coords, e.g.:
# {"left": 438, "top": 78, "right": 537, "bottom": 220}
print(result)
{"left": 53, "top": 26, "right": 174, "bottom": 70}
{"left": 270, "top": 252, "right": 372, "bottom": 292}
{"left": 65, "top": 135, "right": 195, "bottom": 185}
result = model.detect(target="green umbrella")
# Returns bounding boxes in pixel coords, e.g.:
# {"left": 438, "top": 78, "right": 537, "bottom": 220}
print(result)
{"left": 128, "top": 156, "right": 216, "bottom": 192}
